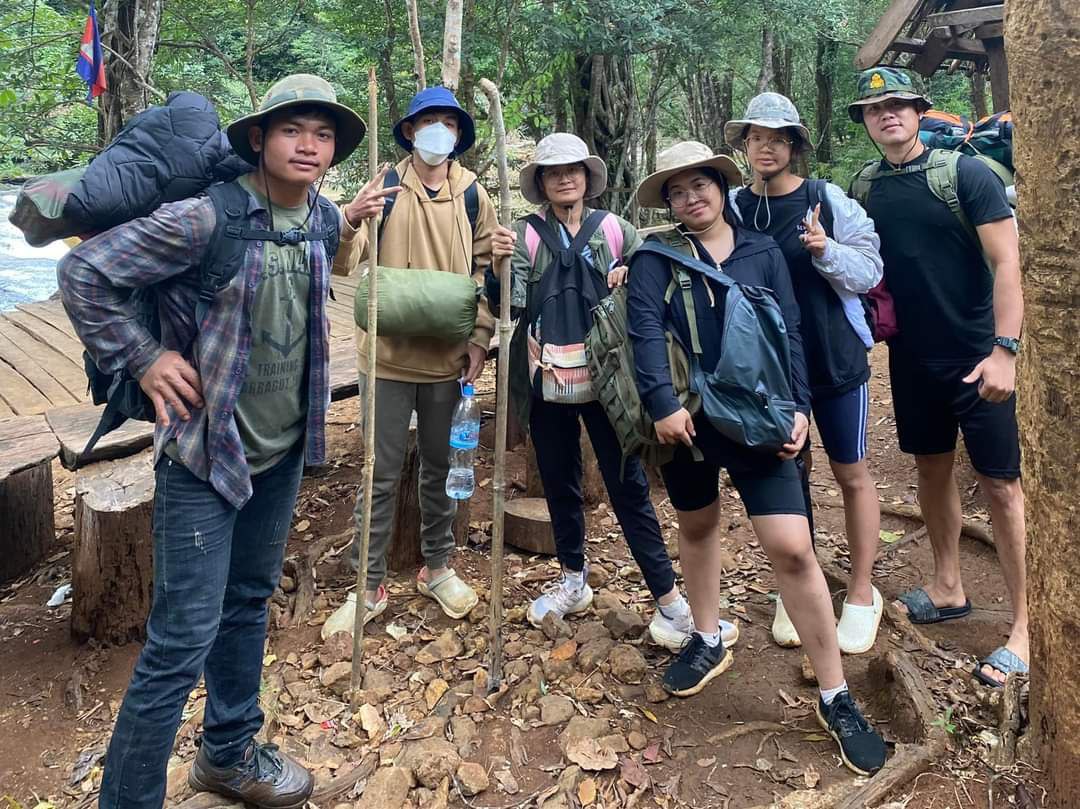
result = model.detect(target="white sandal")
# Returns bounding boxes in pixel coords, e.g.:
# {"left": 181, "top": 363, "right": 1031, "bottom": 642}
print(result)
{"left": 836, "top": 586, "right": 883, "bottom": 655}
{"left": 417, "top": 568, "right": 478, "bottom": 619}
{"left": 772, "top": 595, "right": 803, "bottom": 648}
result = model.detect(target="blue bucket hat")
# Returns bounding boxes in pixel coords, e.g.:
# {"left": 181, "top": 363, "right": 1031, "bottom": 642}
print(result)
{"left": 393, "top": 86, "right": 476, "bottom": 155}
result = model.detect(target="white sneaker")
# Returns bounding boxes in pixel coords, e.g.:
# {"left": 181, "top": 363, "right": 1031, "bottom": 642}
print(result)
{"left": 527, "top": 571, "right": 593, "bottom": 628}
{"left": 649, "top": 606, "right": 740, "bottom": 652}
{"left": 837, "top": 586, "right": 883, "bottom": 655}
{"left": 772, "top": 595, "right": 802, "bottom": 648}
{"left": 321, "top": 585, "right": 388, "bottom": 640}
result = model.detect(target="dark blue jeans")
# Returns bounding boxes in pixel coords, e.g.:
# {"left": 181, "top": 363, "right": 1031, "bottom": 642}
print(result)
{"left": 529, "top": 398, "right": 675, "bottom": 600}
{"left": 98, "top": 446, "right": 304, "bottom": 809}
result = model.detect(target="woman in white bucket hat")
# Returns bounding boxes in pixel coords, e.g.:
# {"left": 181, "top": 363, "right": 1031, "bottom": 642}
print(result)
{"left": 490, "top": 132, "right": 738, "bottom": 653}
{"left": 726, "top": 93, "right": 886, "bottom": 656}
{"left": 626, "top": 140, "right": 886, "bottom": 776}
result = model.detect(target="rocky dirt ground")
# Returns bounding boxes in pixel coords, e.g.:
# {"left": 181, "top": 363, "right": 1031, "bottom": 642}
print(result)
{"left": 0, "top": 347, "right": 1046, "bottom": 808}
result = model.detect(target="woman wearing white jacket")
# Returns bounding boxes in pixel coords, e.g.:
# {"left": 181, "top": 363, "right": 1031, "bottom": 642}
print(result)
{"left": 725, "top": 93, "right": 886, "bottom": 655}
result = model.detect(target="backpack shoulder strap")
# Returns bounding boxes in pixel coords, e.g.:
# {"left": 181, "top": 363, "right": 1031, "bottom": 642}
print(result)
{"left": 847, "top": 159, "right": 880, "bottom": 206}
{"left": 634, "top": 241, "right": 734, "bottom": 290}
{"left": 525, "top": 221, "right": 542, "bottom": 267}
{"left": 568, "top": 210, "right": 608, "bottom": 254}
{"left": 464, "top": 180, "right": 480, "bottom": 233}
{"left": 925, "top": 149, "right": 979, "bottom": 245}
{"left": 316, "top": 196, "right": 340, "bottom": 261}
{"left": 524, "top": 212, "right": 565, "bottom": 256}
{"left": 599, "top": 213, "right": 624, "bottom": 263}
{"left": 201, "top": 181, "right": 253, "bottom": 325}
{"left": 377, "top": 166, "right": 401, "bottom": 241}
{"left": 805, "top": 179, "right": 834, "bottom": 237}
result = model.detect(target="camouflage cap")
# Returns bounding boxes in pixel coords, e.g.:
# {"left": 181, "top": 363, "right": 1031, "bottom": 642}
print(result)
{"left": 847, "top": 67, "right": 931, "bottom": 123}
{"left": 226, "top": 73, "right": 366, "bottom": 166}
{"left": 724, "top": 92, "right": 811, "bottom": 151}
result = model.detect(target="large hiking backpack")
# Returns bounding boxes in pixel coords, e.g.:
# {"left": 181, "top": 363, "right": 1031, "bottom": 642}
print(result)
{"left": 587, "top": 237, "right": 797, "bottom": 471}
{"left": 524, "top": 210, "right": 613, "bottom": 403}
{"left": 849, "top": 148, "right": 1004, "bottom": 260}
{"left": 83, "top": 181, "right": 340, "bottom": 454}
{"left": 919, "top": 109, "right": 1014, "bottom": 174}
{"left": 804, "top": 179, "right": 898, "bottom": 343}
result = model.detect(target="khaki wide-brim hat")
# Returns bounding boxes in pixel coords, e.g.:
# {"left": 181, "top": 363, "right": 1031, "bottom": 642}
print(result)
{"left": 226, "top": 74, "right": 366, "bottom": 167}
{"left": 636, "top": 141, "right": 743, "bottom": 209}
{"left": 724, "top": 92, "right": 811, "bottom": 151}
{"left": 519, "top": 132, "right": 608, "bottom": 205}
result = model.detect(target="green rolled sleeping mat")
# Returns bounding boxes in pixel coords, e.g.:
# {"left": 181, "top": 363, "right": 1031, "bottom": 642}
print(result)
{"left": 354, "top": 266, "right": 479, "bottom": 342}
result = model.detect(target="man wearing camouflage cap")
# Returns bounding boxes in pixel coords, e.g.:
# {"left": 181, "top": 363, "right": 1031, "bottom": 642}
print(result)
{"left": 61, "top": 74, "right": 372, "bottom": 808}
{"left": 848, "top": 67, "right": 1028, "bottom": 689}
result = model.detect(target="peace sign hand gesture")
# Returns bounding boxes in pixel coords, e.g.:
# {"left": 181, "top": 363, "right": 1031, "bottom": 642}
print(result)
{"left": 342, "top": 163, "right": 405, "bottom": 228}
{"left": 799, "top": 203, "right": 828, "bottom": 259}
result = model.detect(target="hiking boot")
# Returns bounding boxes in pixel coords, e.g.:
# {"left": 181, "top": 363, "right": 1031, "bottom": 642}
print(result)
{"left": 662, "top": 633, "right": 733, "bottom": 697}
{"left": 649, "top": 605, "right": 740, "bottom": 652}
{"left": 321, "top": 585, "right": 388, "bottom": 640}
{"left": 772, "top": 595, "right": 802, "bottom": 648}
{"left": 816, "top": 691, "right": 887, "bottom": 775}
{"left": 189, "top": 742, "right": 314, "bottom": 809}
{"left": 527, "top": 568, "right": 593, "bottom": 628}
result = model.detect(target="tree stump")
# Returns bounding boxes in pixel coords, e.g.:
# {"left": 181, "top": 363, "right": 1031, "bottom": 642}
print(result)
{"left": 71, "top": 450, "right": 155, "bottom": 644}
{"left": 524, "top": 434, "right": 605, "bottom": 507}
{"left": 504, "top": 497, "right": 557, "bottom": 556}
{"left": 0, "top": 416, "right": 59, "bottom": 583}
{"left": 386, "top": 420, "right": 471, "bottom": 573}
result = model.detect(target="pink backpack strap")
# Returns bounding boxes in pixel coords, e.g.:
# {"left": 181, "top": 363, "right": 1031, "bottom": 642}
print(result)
{"left": 599, "top": 213, "right": 624, "bottom": 263}
{"left": 525, "top": 222, "right": 541, "bottom": 266}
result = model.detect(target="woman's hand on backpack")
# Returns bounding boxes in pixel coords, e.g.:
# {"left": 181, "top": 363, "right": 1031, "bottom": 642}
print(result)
{"left": 342, "top": 163, "right": 404, "bottom": 227}
{"left": 607, "top": 265, "right": 629, "bottom": 288}
{"left": 777, "top": 412, "right": 810, "bottom": 459}
{"left": 491, "top": 226, "right": 517, "bottom": 259}
{"left": 655, "top": 408, "right": 696, "bottom": 447}
{"left": 799, "top": 204, "right": 827, "bottom": 259}
{"left": 139, "top": 351, "right": 204, "bottom": 428}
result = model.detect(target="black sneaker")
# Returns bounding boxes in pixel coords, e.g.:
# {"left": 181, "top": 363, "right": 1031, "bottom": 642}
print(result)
{"left": 189, "top": 741, "right": 314, "bottom": 809}
{"left": 662, "top": 633, "right": 733, "bottom": 697}
{"left": 816, "top": 691, "right": 887, "bottom": 775}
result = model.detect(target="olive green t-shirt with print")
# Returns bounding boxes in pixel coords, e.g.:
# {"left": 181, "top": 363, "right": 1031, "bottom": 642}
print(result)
{"left": 232, "top": 173, "right": 311, "bottom": 474}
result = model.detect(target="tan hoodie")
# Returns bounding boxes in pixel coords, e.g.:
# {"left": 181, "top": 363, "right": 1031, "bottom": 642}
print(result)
{"left": 345, "top": 156, "right": 497, "bottom": 382}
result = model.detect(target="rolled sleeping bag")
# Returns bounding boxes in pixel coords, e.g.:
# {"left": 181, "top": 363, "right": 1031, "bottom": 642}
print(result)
{"left": 354, "top": 266, "right": 479, "bottom": 342}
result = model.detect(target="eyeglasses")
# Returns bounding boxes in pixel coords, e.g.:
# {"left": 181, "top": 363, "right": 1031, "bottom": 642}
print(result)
{"left": 666, "top": 178, "right": 716, "bottom": 208}
{"left": 540, "top": 164, "right": 586, "bottom": 181}
{"left": 745, "top": 134, "right": 794, "bottom": 150}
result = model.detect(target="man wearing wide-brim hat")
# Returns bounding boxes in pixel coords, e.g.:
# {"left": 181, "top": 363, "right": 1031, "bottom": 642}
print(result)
{"left": 325, "top": 86, "right": 517, "bottom": 637}
{"left": 60, "top": 73, "right": 367, "bottom": 809}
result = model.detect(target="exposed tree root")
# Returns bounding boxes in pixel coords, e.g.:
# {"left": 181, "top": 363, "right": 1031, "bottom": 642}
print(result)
{"left": 815, "top": 494, "right": 995, "bottom": 548}
{"left": 311, "top": 751, "right": 378, "bottom": 802}
{"left": 172, "top": 793, "right": 243, "bottom": 809}
{"left": 290, "top": 528, "right": 352, "bottom": 626}
{"left": 707, "top": 720, "right": 790, "bottom": 744}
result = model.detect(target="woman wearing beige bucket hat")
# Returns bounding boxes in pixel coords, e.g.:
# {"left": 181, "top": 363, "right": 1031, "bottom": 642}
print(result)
{"left": 489, "top": 133, "right": 738, "bottom": 653}
{"left": 726, "top": 93, "right": 887, "bottom": 657}
{"left": 626, "top": 140, "right": 885, "bottom": 775}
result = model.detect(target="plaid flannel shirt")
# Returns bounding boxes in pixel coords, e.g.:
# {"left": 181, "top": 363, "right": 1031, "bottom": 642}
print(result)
{"left": 58, "top": 184, "right": 349, "bottom": 509}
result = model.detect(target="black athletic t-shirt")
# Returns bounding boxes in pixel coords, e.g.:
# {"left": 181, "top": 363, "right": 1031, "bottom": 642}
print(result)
{"left": 736, "top": 182, "right": 869, "bottom": 399}
{"left": 863, "top": 151, "right": 1013, "bottom": 362}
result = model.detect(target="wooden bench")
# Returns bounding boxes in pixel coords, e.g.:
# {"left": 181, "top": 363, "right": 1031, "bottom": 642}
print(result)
{"left": 0, "top": 415, "right": 60, "bottom": 583}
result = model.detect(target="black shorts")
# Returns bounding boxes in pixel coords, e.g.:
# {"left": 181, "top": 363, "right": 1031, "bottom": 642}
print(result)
{"left": 889, "top": 349, "right": 1021, "bottom": 479}
{"left": 659, "top": 413, "right": 807, "bottom": 516}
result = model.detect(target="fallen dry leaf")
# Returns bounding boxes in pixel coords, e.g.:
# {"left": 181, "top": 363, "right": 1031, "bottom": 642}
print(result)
{"left": 803, "top": 763, "right": 821, "bottom": 789}
{"left": 577, "top": 777, "right": 597, "bottom": 806}
{"left": 696, "top": 756, "right": 716, "bottom": 768}
{"left": 620, "top": 756, "right": 651, "bottom": 789}
{"left": 566, "top": 737, "right": 618, "bottom": 771}
{"left": 642, "top": 742, "right": 662, "bottom": 765}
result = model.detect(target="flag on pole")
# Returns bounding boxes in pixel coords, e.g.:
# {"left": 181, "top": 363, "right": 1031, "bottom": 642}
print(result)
{"left": 75, "top": 1, "right": 107, "bottom": 104}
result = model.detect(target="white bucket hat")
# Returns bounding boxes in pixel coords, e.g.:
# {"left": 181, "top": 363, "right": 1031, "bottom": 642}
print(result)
{"left": 636, "top": 141, "right": 743, "bottom": 209}
{"left": 519, "top": 133, "right": 608, "bottom": 205}
{"left": 723, "top": 93, "right": 811, "bottom": 152}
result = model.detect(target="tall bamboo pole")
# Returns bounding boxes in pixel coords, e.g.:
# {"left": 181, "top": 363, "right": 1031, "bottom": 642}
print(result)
{"left": 479, "top": 78, "right": 512, "bottom": 690}
{"left": 350, "top": 66, "right": 380, "bottom": 699}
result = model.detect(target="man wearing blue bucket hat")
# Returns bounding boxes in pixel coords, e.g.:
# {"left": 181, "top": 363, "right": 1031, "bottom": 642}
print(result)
{"left": 328, "top": 87, "right": 516, "bottom": 634}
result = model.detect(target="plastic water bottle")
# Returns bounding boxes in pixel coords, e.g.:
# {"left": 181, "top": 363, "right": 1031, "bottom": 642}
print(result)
{"left": 446, "top": 383, "right": 480, "bottom": 500}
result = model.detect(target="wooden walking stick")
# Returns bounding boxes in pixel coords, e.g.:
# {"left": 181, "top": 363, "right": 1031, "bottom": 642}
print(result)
{"left": 479, "top": 77, "right": 512, "bottom": 690}
{"left": 350, "top": 66, "right": 380, "bottom": 699}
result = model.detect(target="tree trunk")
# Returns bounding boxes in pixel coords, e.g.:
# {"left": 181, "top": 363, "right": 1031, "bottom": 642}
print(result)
{"left": 970, "top": 68, "right": 988, "bottom": 120}
{"left": 440, "top": 0, "right": 463, "bottom": 92}
{"left": 0, "top": 416, "right": 58, "bottom": 584}
{"left": 755, "top": 27, "right": 775, "bottom": 93}
{"left": 504, "top": 498, "right": 556, "bottom": 556}
{"left": 772, "top": 40, "right": 793, "bottom": 99}
{"left": 99, "top": 0, "right": 164, "bottom": 142}
{"left": 1007, "top": 2, "right": 1080, "bottom": 804}
{"left": 405, "top": 0, "right": 426, "bottom": 92}
{"left": 814, "top": 35, "right": 837, "bottom": 165}
{"left": 71, "top": 452, "right": 155, "bottom": 644}
{"left": 379, "top": 0, "right": 401, "bottom": 125}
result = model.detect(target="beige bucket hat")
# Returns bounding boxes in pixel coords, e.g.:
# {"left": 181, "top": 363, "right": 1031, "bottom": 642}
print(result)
{"left": 636, "top": 141, "right": 742, "bottom": 209}
{"left": 226, "top": 73, "right": 366, "bottom": 167}
{"left": 519, "top": 133, "right": 608, "bottom": 205}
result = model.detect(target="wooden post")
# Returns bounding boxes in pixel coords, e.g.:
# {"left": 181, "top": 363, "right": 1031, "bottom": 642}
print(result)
{"left": 479, "top": 77, "right": 511, "bottom": 690}
{"left": 0, "top": 416, "right": 59, "bottom": 583}
{"left": 71, "top": 451, "right": 154, "bottom": 643}
{"left": 351, "top": 67, "right": 380, "bottom": 698}
{"left": 984, "top": 37, "right": 1010, "bottom": 111}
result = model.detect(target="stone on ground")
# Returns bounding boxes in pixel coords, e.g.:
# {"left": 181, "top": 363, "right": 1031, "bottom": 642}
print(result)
{"left": 456, "top": 761, "right": 490, "bottom": 796}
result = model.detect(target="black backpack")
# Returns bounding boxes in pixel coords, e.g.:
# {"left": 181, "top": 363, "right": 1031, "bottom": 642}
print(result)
{"left": 82, "top": 180, "right": 340, "bottom": 453}
{"left": 378, "top": 165, "right": 479, "bottom": 239}
{"left": 524, "top": 210, "right": 610, "bottom": 403}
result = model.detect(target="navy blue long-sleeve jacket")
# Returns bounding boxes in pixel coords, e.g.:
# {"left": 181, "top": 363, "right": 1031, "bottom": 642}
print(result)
{"left": 627, "top": 227, "right": 811, "bottom": 423}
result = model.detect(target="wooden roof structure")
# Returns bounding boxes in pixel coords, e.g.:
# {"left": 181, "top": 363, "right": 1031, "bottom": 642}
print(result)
{"left": 856, "top": 1, "right": 1008, "bottom": 110}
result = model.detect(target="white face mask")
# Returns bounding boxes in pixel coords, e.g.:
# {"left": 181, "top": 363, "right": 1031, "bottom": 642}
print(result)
{"left": 413, "top": 122, "right": 458, "bottom": 166}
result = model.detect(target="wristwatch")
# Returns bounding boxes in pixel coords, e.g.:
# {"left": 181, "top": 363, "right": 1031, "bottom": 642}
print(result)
{"left": 993, "top": 336, "right": 1021, "bottom": 355}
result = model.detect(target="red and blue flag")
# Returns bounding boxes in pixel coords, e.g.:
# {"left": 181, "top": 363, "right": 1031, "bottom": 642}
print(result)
{"left": 75, "top": 1, "right": 107, "bottom": 104}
